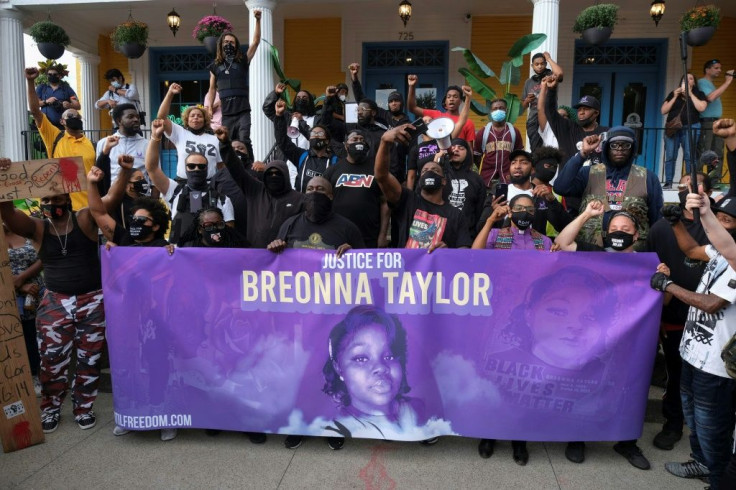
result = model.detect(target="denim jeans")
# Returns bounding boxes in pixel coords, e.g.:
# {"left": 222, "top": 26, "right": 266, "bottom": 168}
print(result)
{"left": 680, "top": 360, "right": 736, "bottom": 490}
{"left": 664, "top": 124, "right": 700, "bottom": 184}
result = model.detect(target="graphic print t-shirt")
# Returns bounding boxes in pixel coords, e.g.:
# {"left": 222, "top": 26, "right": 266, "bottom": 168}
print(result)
{"left": 392, "top": 188, "right": 471, "bottom": 249}
{"left": 680, "top": 245, "right": 736, "bottom": 378}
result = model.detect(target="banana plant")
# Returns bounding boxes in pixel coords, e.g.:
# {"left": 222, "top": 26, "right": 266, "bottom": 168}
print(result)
{"left": 263, "top": 40, "right": 301, "bottom": 108}
{"left": 453, "top": 33, "right": 547, "bottom": 124}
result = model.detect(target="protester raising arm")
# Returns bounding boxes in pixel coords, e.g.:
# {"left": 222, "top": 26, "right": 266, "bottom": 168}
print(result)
{"left": 246, "top": 10, "right": 262, "bottom": 62}
{"left": 375, "top": 126, "right": 413, "bottom": 206}
{"left": 274, "top": 100, "right": 307, "bottom": 165}
{"left": 452, "top": 85, "right": 473, "bottom": 139}
{"left": 406, "top": 74, "right": 424, "bottom": 118}
{"left": 661, "top": 204, "right": 710, "bottom": 262}
{"left": 87, "top": 167, "right": 117, "bottom": 241}
{"left": 25, "top": 68, "right": 44, "bottom": 128}
{"left": 554, "top": 199, "right": 605, "bottom": 251}
{"left": 686, "top": 189, "right": 736, "bottom": 270}
{"left": 713, "top": 119, "right": 736, "bottom": 197}
{"left": 156, "top": 83, "right": 181, "bottom": 134}
{"left": 553, "top": 134, "right": 600, "bottom": 197}
{"left": 145, "top": 119, "right": 171, "bottom": 195}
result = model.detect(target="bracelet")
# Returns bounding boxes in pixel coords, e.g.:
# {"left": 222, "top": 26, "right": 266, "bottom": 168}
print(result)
{"left": 151, "top": 136, "right": 161, "bottom": 142}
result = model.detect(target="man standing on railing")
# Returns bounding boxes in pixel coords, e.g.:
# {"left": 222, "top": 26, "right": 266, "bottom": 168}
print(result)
{"left": 698, "top": 59, "right": 735, "bottom": 186}
{"left": 25, "top": 67, "right": 94, "bottom": 210}
{"left": 95, "top": 104, "right": 148, "bottom": 195}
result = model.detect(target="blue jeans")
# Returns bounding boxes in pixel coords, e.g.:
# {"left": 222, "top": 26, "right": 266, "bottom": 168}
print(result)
{"left": 664, "top": 124, "right": 700, "bottom": 184}
{"left": 680, "top": 361, "right": 736, "bottom": 490}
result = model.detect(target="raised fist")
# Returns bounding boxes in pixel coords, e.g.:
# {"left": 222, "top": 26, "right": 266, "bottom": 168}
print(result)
{"left": 407, "top": 74, "right": 418, "bottom": 87}
{"left": 25, "top": 68, "right": 39, "bottom": 80}
{"left": 215, "top": 126, "right": 230, "bottom": 142}
{"left": 275, "top": 99, "right": 286, "bottom": 116}
{"left": 118, "top": 154, "right": 134, "bottom": 170}
{"left": 662, "top": 204, "right": 682, "bottom": 226}
{"left": 87, "top": 166, "right": 104, "bottom": 183}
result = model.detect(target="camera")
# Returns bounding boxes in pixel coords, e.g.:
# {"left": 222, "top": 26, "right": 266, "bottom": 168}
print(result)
{"left": 51, "top": 100, "right": 65, "bottom": 112}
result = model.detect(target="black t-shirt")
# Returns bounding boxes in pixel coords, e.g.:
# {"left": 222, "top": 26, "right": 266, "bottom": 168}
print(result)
{"left": 278, "top": 213, "right": 365, "bottom": 250}
{"left": 323, "top": 159, "right": 383, "bottom": 248}
{"left": 647, "top": 216, "right": 708, "bottom": 324}
{"left": 392, "top": 188, "right": 472, "bottom": 249}
{"left": 664, "top": 88, "right": 708, "bottom": 126}
{"left": 545, "top": 89, "right": 608, "bottom": 163}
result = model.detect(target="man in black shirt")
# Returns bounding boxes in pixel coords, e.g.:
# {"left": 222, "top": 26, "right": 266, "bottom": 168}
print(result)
{"left": 375, "top": 126, "right": 472, "bottom": 250}
{"left": 268, "top": 176, "right": 364, "bottom": 255}
{"left": 322, "top": 130, "right": 389, "bottom": 248}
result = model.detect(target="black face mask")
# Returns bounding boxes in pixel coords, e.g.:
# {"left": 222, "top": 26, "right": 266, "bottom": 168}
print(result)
{"left": 223, "top": 43, "right": 236, "bottom": 58}
{"left": 347, "top": 142, "right": 369, "bottom": 163}
{"left": 47, "top": 74, "right": 60, "bottom": 84}
{"left": 578, "top": 115, "right": 596, "bottom": 128}
{"left": 304, "top": 192, "right": 333, "bottom": 223}
{"left": 511, "top": 211, "right": 533, "bottom": 230}
{"left": 604, "top": 230, "right": 635, "bottom": 251}
{"left": 294, "top": 99, "right": 311, "bottom": 114}
{"left": 65, "top": 118, "right": 83, "bottom": 131}
{"left": 510, "top": 174, "right": 530, "bottom": 185}
{"left": 420, "top": 171, "right": 443, "bottom": 192}
{"left": 41, "top": 203, "right": 67, "bottom": 219}
{"left": 128, "top": 219, "right": 153, "bottom": 240}
{"left": 235, "top": 150, "right": 251, "bottom": 165}
{"left": 264, "top": 172, "right": 285, "bottom": 194}
{"left": 310, "top": 138, "right": 328, "bottom": 151}
{"left": 202, "top": 229, "right": 227, "bottom": 247}
{"left": 186, "top": 170, "right": 208, "bottom": 190}
{"left": 131, "top": 180, "right": 150, "bottom": 196}
{"left": 534, "top": 164, "right": 557, "bottom": 183}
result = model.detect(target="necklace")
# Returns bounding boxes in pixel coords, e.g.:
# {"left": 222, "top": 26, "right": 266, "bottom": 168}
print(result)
{"left": 223, "top": 58, "right": 235, "bottom": 74}
{"left": 47, "top": 213, "right": 71, "bottom": 256}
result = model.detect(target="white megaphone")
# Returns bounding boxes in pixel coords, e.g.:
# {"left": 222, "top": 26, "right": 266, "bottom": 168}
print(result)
{"left": 426, "top": 117, "right": 454, "bottom": 150}
{"left": 286, "top": 126, "right": 300, "bottom": 139}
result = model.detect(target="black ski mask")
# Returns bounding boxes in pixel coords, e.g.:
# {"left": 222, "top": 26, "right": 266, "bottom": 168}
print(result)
{"left": 304, "top": 192, "right": 332, "bottom": 223}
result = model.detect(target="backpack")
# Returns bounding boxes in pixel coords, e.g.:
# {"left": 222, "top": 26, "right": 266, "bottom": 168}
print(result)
{"left": 481, "top": 122, "right": 516, "bottom": 152}
{"left": 168, "top": 183, "right": 226, "bottom": 244}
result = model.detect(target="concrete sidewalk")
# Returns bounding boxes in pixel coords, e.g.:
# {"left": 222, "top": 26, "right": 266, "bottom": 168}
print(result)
{"left": 2, "top": 393, "right": 704, "bottom": 490}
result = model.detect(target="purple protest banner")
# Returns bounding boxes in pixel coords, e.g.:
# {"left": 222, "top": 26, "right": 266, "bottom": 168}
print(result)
{"left": 102, "top": 248, "right": 662, "bottom": 442}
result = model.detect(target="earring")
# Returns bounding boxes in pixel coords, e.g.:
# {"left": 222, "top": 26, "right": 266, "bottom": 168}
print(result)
{"left": 339, "top": 376, "right": 344, "bottom": 381}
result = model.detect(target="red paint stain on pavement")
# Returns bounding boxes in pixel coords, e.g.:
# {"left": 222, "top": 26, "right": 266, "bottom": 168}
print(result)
{"left": 359, "top": 446, "right": 396, "bottom": 490}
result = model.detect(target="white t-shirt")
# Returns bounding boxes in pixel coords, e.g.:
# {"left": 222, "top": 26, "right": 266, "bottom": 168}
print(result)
{"left": 507, "top": 184, "right": 534, "bottom": 202}
{"left": 538, "top": 122, "right": 560, "bottom": 148}
{"left": 166, "top": 123, "right": 222, "bottom": 179}
{"left": 95, "top": 132, "right": 148, "bottom": 184}
{"left": 162, "top": 178, "right": 234, "bottom": 222}
{"left": 680, "top": 245, "right": 736, "bottom": 378}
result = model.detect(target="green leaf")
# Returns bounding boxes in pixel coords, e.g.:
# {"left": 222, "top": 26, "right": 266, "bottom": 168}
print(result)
{"left": 499, "top": 61, "right": 522, "bottom": 86}
{"left": 459, "top": 68, "right": 497, "bottom": 101}
{"left": 284, "top": 78, "right": 301, "bottom": 92}
{"left": 511, "top": 55, "right": 524, "bottom": 68}
{"left": 269, "top": 44, "right": 286, "bottom": 81}
{"left": 504, "top": 93, "right": 522, "bottom": 124}
{"left": 507, "top": 33, "right": 548, "bottom": 58}
{"left": 452, "top": 46, "right": 495, "bottom": 78}
{"left": 470, "top": 99, "right": 490, "bottom": 116}
{"left": 314, "top": 94, "right": 326, "bottom": 105}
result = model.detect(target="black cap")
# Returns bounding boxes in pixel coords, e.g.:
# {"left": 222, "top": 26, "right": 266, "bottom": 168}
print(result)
{"left": 573, "top": 95, "right": 601, "bottom": 111}
{"left": 715, "top": 197, "right": 736, "bottom": 219}
{"left": 509, "top": 149, "right": 533, "bottom": 162}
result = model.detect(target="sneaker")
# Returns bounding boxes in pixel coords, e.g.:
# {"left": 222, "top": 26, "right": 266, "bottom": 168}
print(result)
{"left": 565, "top": 441, "right": 585, "bottom": 463}
{"left": 284, "top": 435, "right": 303, "bottom": 449}
{"left": 419, "top": 437, "right": 439, "bottom": 446}
{"left": 112, "top": 425, "right": 130, "bottom": 436}
{"left": 41, "top": 411, "right": 60, "bottom": 433}
{"left": 32, "top": 376, "right": 42, "bottom": 397}
{"left": 665, "top": 459, "right": 710, "bottom": 479}
{"left": 653, "top": 428, "right": 682, "bottom": 450}
{"left": 512, "top": 441, "right": 529, "bottom": 466}
{"left": 326, "top": 437, "right": 344, "bottom": 450}
{"left": 478, "top": 438, "right": 495, "bottom": 459}
{"left": 246, "top": 432, "right": 267, "bottom": 444}
{"left": 662, "top": 183, "right": 672, "bottom": 190}
{"left": 613, "top": 442, "right": 650, "bottom": 470}
{"left": 160, "top": 429, "right": 177, "bottom": 441}
{"left": 76, "top": 412, "right": 96, "bottom": 430}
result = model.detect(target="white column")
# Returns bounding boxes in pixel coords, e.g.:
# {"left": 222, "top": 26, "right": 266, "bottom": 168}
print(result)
{"left": 0, "top": 9, "right": 27, "bottom": 161}
{"left": 530, "top": 0, "right": 560, "bottom": 75}
{"left": 76, "top": 54, "right": 101, "bottom": 132}
{"left": 245, "top": 0, "right": 276, "bottom": 161}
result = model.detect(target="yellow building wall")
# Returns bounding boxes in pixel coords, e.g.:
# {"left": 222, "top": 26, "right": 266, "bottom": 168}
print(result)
{"left": 284, "top": 18, "right": 344, "bottom": 98}
{"left": 470, "top": 16, "right": 533, "bottom": 141}
{"left": 692, "top": 17, "right": 736, "bottom": 182}
{"left": 96, "top": 35, "right": 132, "bottom": 131}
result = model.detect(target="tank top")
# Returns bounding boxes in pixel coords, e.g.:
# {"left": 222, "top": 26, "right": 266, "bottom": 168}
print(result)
{"left": 38, "top": 213, "right": 102, "bottom": 295}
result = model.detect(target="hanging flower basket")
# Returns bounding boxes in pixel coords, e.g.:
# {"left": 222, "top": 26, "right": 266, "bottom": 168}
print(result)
{"left": 203, "top": 36, "right": 219, "bottom": 55}
{"left": 193, "top": 15, "right": 233, "bottom": 44}
{"left": 37, "top": 43, "right": 66, "bottom": 60}
{"left": 573, "top": 4, "right": 619, "bottom": 45}
{"left": 111, "top": 20, "right": 149, "bottom": 59}
{"left": 581, "top": 27, "right": 612, "bottom": 46}
{"left": 119, "top": 43, "right": 147, "bottom": 59}
{"left": 681, "top": 5, "right": 720, "bottom": 47}
{"left": 29, "top": 21, "right": 70, "bottom": 60}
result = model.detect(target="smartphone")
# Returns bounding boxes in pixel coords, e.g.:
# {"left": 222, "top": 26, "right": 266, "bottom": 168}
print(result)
{"left": 405, "top": 118, "right": 429, "bottom": 140}
{"left": 494, "top": 183, "right": 509, "bottom": 201}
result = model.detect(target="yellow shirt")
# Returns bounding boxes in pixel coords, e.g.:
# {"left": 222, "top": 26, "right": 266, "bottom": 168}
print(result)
{"left": 38, "top": 114, "right": 95, "bottom": 210}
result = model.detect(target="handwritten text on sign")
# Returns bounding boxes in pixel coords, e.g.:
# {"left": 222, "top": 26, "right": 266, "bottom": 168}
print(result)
{"left": 0, "top": 157, "right": 85, "bottom": 202}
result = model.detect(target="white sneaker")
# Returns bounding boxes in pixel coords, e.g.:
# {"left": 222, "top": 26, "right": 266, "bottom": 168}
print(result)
{"left": 113, "top": 425, "right": 130, "bottom": 436}
{"left": 160, "top": 429, "right": 177, "bottom": 441}
{"left": 33, "top": 376, "right": 42, "bottom": 397}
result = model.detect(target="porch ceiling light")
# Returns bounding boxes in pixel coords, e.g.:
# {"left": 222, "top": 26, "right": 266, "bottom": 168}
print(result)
{"left": 167, "top": 8, "right": 181, "bottom": 37}
{"left": 399, "top": 0, "right": 412, "bottom": 28}
{"left": 650, "top": 0, "right": 665, "bottom": 27}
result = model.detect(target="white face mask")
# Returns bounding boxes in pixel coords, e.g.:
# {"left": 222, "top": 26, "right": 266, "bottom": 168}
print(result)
{"left": 338, "top": 94, "right": 346, "bottom": 102}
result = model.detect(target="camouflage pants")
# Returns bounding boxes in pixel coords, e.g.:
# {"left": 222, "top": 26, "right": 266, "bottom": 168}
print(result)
{"left": 36, "top": 289, "right": 105, "bottom": 417}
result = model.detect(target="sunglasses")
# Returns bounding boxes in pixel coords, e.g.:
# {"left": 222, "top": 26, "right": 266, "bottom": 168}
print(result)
{"left": 186, "top": 163, "right": 207, "bottom": 171}
{"left": 129, "top": 215, "right": 152, "bottom": 225}
{"left": 200, "top": 221, "right": 226, "bottom": 232}
{"left": 609, "top": 142, "right": 632, "bottom": 150}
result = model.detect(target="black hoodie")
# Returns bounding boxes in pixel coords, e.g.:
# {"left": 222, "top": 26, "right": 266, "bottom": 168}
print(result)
{"left": 214, "top": 144, "right": 304, "bottom": 248}
{"left": 443, "top": 138, "right": 486, "bottom": 238}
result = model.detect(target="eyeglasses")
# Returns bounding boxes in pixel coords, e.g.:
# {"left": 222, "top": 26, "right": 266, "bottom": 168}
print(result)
{"left": 186, "top": 163, "right": 207, "bottom": 171}
{"left": 47, "top": 72, "right": 59, "bottom": 77}
{"left": 129, "top": 215, "right": 152, "bottom": 225}
{"left": 512, "top": 205, "right": 535, "bottom": 213}
{"left": 609, "top": 142, "right": 632, "bottom": 150}
{"left": 201, "top": 221, "right": 226, "bottom": 232}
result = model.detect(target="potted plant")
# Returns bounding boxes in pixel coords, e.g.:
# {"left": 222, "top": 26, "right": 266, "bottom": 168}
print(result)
{"left": 29, "top": 20, "right": 70, "bottom": 60}
{"left": 193, "top": 15, "right": 234, "bottom": 55}
{"left": 35, "top": 60, "right": 69, "bottom": 86}
{"left": 573, "top": 3, "right": 619, "bottom": 46}
{"left": 111, "top": 20, "right": 149, "bottom": 59}
{"left": 681, "top": 4, "right": 721, "bottom": 47}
